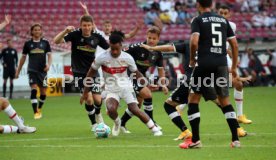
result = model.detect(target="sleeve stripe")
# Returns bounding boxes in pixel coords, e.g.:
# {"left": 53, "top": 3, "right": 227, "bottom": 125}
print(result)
{"left": 192, "top": 32, "right": 200, "bottom": 36}
{"left": 227, "top": 36, "right": 236, "bottom": 40}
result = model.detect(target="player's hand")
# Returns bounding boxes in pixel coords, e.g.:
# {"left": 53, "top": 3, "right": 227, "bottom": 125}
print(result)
{"left": 65, "top": 26, "right": 75, "bottom": 34}
{"left": 162, "top": 86, "right": 169, "bottom": 95}
{"left": 44, "top": 64, "right": 50, "bottom": 72}
{"left": 15, "top": 70, "right": 19, "bottom": 79}
{"left": 80, "top": 92, "right": 88, "bottom": 105}
{"left": 140, "top": 44, "right": 151, "bottom": 51}
{"left": 136, "top": 20, "right": 144, "bottom": 30}
{"left": 148, "top": 84, "right": 159, "bottom": 91}
{"left": 4, "top": 14, "right": 11, "bottom": 24}
{"left": 238, "top": 76, "right": 252, "bottom": 84}
{"left": 79, "top": 1, "right": 88, "bottom": 12}
{"left": 189, "top": 58, "right": 196, "bottom": 68}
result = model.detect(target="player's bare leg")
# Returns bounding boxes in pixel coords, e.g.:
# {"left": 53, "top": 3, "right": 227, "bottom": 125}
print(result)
{"left": 106, "top": 98, "right": 120, "bottom": 136}
{"left": 0, "top": 97, "right": 36, "bottom": 134}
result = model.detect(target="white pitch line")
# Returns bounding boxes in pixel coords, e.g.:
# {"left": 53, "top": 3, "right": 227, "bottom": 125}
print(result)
{"left": 0, "top": 144, "right": 275, "bottom": 148}
{"left": 1, "top": 132, "right": 275, "bottom": 142}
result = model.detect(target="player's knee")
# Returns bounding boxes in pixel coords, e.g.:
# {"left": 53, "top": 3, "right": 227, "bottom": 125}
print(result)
{"left": 0, "top": 97, "right": 9, "bottom": 110}
{"left": 165, "top": 99, "right": 177, "bottom": 107}
{"left": 140, "top": 87, "right": 152, "bottom": 99}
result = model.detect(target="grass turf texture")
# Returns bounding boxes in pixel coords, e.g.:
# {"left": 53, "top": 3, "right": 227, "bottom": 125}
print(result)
{"left": 1, "top": 87, "right": 275, "bottom": 160}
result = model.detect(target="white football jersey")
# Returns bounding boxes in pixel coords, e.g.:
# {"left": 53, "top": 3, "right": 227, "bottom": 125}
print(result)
{"left": 91, "top": 50, "right": 137, "bottom": 92}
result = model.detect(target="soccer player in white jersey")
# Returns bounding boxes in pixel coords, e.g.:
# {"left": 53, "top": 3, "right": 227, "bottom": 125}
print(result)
{"left": 218, "top": 5, "right": 252, "bottom": 124}
{"left": 79, "top": 1, "right": 142, "bottom": 42}
{"left": 0, "top": 97, "right": 36, "bottom": 134}
{"left": 80, "top": 31, "right": 162, "bottom": 136}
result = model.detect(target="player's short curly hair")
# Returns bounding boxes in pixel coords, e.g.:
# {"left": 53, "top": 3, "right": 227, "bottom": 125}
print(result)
{"left": 109, "top": 30, "right": 125, "bottom": 44}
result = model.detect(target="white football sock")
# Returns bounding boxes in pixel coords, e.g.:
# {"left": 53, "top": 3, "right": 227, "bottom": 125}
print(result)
{"left": 146, "top": 119, "right": 158, "bottom": 132}
{"left": 3, "top": 105, "right": 25, "bottom": 129}
{"left": 114, "top": 116, "right": 121, "bottom": 124}
{"left": 234, "top": 89, "right": 243, "bottom": 116}
{"left": 2, "top": 125, "right": 19, "bottom": 133}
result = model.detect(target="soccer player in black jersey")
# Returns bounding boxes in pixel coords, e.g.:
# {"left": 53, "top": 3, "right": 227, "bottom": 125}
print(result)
{"left": 142, "top": 42, "right": 248, "bottom": 140}
{"left": 79, "top": 1, "right": 142, "bottom": 41}
{"left": 54, "top": 15, "right": 109, "bottom": 131}
{"left": 119, "top": 26, "right": 168, "bottom": 133}
{"left": 16, "top": 23, "right": 52, "bottom": 120}
{"left": 0, "top": 39, "right": 18, "bottom": 99}
{"left": 179, "top": 0, "right": 241, "bottom": 149}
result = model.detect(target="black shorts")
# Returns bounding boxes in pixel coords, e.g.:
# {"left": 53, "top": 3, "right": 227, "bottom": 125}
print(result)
{"left": 169, "top": 81, "right": 189, "bottom": 104}
{"left": 28, "top": 72, "right": 47, "bottom": 87}
{"left": 3, "top": 68, "right": 15, "bottom": 79}
{"left": 73, "top": 73, "right": 101, "bottom": 94}
{"left": 190, "top": 66, "right": 229, "bottom": 101}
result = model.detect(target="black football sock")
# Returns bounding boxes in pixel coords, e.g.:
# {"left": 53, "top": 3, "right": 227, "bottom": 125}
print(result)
{"left": 217, "top": 104, "right": 240, "bottom": 128}
{"left": 188, "top": 103, "right": 200, "bottom": 143}
{"left": 121, "top": 108, "right": 133, "bottom": 127}
{"left": 38, "top": 95, "right": 46, "bottom": 109}
{"left": 85, "top": 104, "right": 96, "bottom": 125}
{"left": 30, "top": 89, "right": 38, "bottom": 113}
{"left": 143, "top": 98, "right": 154, "bottom": 122}
{"left": 9, "top": 83, "right": 13, "bottom": 99}
{"left": 221, "top": 105, "right": 239, "bottom": 142}
{"left": 94, "top": 103, "right": 102, "bottom": 115}
{"left": 3, "top": 82, "right": 6, "bottom": 97}
{"left": 164, "top": 102, "right": 187, "bottom": 131}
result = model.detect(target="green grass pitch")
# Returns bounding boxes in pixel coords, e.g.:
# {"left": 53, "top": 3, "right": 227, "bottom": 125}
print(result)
{"left": 1, "top": 87, "right": 276, "bottom": 160}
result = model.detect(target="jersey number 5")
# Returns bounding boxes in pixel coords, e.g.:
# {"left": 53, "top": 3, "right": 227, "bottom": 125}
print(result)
{"left": 211, "top": 23, "right": 222, "bottom": 47}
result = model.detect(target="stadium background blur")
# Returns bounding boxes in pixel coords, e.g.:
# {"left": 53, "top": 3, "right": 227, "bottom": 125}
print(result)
{"left": 0, "top": 0, "right": 275, "bottom": 95}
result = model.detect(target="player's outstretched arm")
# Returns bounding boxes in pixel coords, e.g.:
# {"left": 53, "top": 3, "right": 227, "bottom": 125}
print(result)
{"left": 125, "top": 21, "right": 143, "bottom": 39}
{"left": 79, "top": 1, "right": 90, "bottom": 16}
{"left": 54, "top": 26, "right": 75, "bottom": 44}
{"left": 80, "top": 66, "right": 97, "bottom": 105}
{"left": 0, "top": 15, "right": 11, "bottom": 31}
{"left": 141, "top": 44, "right": 174, "bottom": 52}
{"left": 15, "top": 55, "right": 26, "bottom": 79}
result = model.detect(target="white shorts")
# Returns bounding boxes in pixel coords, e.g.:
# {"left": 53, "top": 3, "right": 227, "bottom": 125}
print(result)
{"left": 103, "top": 88, "right": 138, "bottom": 105}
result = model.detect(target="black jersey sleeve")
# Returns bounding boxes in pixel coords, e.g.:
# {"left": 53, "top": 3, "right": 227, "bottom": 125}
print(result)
{"left": 226, "top": 20, "right": 235, "bottom": 39}
{"left": 191, "top": 17, "right": 200, "bottom": 34}
{"left": 64, "top": 30, "right": 76, "bottom": 43}
{"left": 155, "top": 52, "right": 164, "bottom": 67}
{"left": 174, "top": 43, "right": 186, "bottom": 54}
{"left": 123, "top": 44, "right": 140, "bottom": 56}
{"left": 97, "top": 34, "right": 109, "bottom": 50}
{"left": 22, "top": 42, "right": 29, "bottom": 55}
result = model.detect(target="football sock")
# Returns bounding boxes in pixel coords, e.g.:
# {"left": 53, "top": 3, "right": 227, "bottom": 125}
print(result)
{"left": 218, "top": 104, "right": 241, "bottom": 128}
{"left": 164, "top": 102, "right": 187, "bottom": 131}
{"left": 143, "top": 98, "right": 154, "bottom": 121}
{"left": 188, "top": 103, "right": 200, "bottom": 143}
{"left": 85, "top": 104, "right": 96, "bottom": 125}
{"left": 30, "top": 89, "right": 38, "bottom": 113}
{"left": 121, "top": 108, "right": 133, "bottom": 127}
{"left": 221, "top": 105, "right": 239, "bottom": 141}
{"left": 234, "top": 89, "right": 243, "bottom": 116}
{"left": 38, "top": 95, "right": 46, "bottom": 109}
{"left": 94, "top": 103, "right": 102, "bottom": 115}
{"left": 146, "top": 119, "right": 159, "bottom": 132}
{"left": 2, "top": 125, "right": 19, "bottom": 133}
{"left": 4, "top": 104, "right": 25, "bottom": 129}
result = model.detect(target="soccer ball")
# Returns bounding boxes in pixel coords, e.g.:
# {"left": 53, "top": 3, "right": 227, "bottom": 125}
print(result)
{"left": 94, "top": 123, "right": 111, "bottom": 138}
